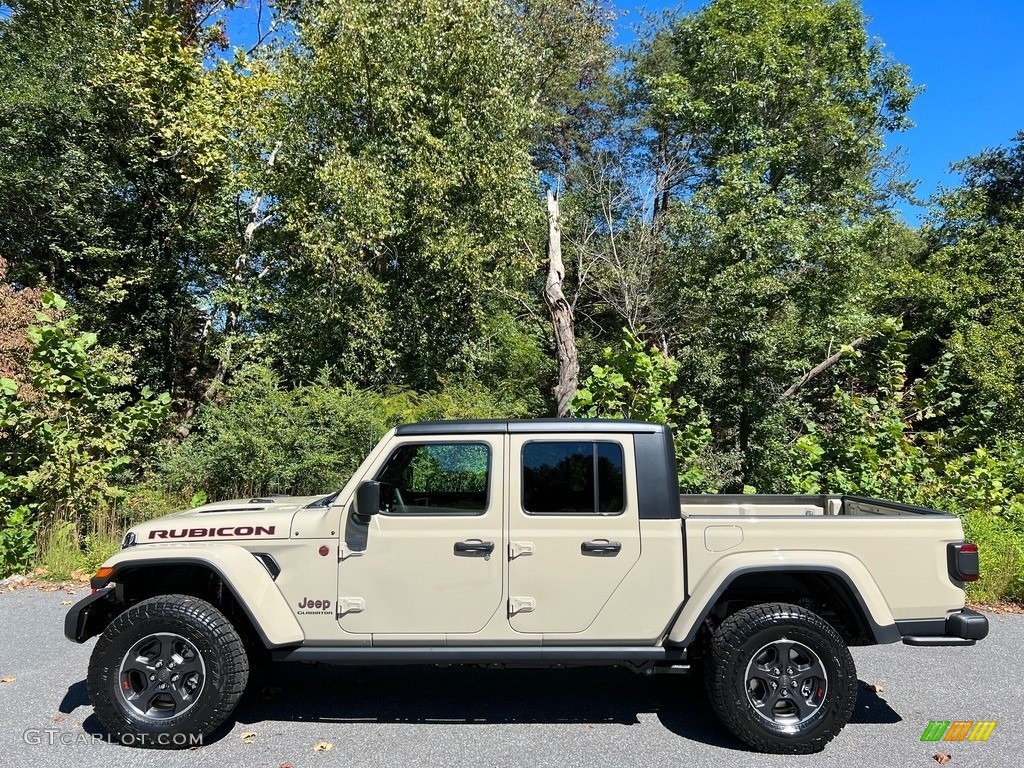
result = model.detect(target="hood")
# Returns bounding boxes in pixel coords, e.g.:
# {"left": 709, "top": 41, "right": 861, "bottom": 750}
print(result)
{"left": 125, "top": 495, "right": 330, "bottom": 545}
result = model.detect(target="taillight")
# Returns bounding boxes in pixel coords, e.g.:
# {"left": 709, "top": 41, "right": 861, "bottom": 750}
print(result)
{"left": 947, "top": 542, "right": 980, "bottom": 583}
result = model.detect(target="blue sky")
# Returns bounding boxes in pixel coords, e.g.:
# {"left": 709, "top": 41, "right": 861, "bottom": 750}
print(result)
{"left": 612, "top": 1, "right": 1024, "bottom": 221}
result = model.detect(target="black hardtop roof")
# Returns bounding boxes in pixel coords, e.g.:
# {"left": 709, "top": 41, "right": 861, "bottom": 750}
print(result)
{"left": 395, "top": 418, "right": 666, "bottom": 436}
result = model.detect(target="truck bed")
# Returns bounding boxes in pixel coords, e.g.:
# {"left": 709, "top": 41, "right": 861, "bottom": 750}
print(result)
{"left": 679, "top": 494, "right": 950, "bottom": 517}
{"left": 675, "top": 494, "right": 966, "bottom": 628}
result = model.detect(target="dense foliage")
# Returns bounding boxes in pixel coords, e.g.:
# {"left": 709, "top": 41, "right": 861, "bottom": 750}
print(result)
{"left": 1, "top": 286, "right": 168, "bottom": 574}
{"left": 0, "top": 0, "right": 1021, "bottom": 601}
{"left": 163, "top": 363, "right": 526, "bottom": 500}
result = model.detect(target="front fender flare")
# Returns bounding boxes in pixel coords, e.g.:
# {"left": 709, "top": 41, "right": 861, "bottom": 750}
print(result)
{"left": 90, "top": 545, "right": 304, "bottom": 647}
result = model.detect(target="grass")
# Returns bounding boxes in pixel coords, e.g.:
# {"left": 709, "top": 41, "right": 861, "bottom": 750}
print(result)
{"left": 31, "top": 484, "right": 193, "bottom": 580}
{"left": 36, "top": 521, "right": 121, "bottom": 580}
{"left": 961, "top": 511, "right": 1024, "bottom": 605}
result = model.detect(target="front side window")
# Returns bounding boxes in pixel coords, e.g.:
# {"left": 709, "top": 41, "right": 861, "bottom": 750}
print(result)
{"left": 376, "top": 442, "right": 490, "bottom": 515}
{"left": 522, "top": 441, "right": 625, "bottom": 515}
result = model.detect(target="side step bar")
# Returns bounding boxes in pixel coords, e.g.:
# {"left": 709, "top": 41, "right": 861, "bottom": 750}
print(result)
{"left": 273, "top": 646, "right": 684, "bottom": 665}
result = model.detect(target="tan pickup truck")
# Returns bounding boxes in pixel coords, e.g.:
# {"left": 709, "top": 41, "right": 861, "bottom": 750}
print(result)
{"left": 65, "top": 419, "right": 988, "bottom": 752}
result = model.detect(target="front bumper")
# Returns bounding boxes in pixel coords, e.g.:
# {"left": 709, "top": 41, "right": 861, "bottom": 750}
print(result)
{"left": 64, "top": 586, "right": 120, "bottom": 643}
{"left": 900, "top": 608, "right": 990, "bottom": 647}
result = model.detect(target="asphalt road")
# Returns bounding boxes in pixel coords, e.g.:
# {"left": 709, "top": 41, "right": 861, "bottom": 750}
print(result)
{"left": 0, "top": 586, "right": 1019, "bottom": 768}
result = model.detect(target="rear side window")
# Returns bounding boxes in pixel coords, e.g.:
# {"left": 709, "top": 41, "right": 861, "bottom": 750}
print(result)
{"left": 376, "top": 442, "right": 490, "bottom": 515}
{"left": 522, "top": 441, "right": 625, "bottom": 515}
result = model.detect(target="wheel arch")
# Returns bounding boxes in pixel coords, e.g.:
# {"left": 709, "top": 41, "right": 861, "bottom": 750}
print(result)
{"left": 669, "top": 562, "right": 900, "bottom": 648}
{"left": 89, "top": 548, "right": 304, "bottom": 648}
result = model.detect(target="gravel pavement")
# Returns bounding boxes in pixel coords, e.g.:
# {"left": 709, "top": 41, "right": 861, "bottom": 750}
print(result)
{"left": 0, "top": 585, "right": 1019, "bottom": 768}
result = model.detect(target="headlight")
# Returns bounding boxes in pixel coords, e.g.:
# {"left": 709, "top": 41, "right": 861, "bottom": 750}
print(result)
{"left": 121, "top": 532, "right": 137, "bottom": 549}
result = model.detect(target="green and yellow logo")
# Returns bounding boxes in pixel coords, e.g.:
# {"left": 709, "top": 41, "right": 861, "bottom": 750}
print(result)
{"left": 920, "top": 721, "right": 997, "bottom": 742}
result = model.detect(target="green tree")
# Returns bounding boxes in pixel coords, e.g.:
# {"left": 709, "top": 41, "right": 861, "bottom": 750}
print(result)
{"left": 0, "top": 0, "right": 245, "bottom": 396}
{"left": 628, "top": 0, "right": 917, "bottom": 487}
{"left": 914, "top": 133, "right": 1024, "bottom": 432}
{"left": 260, "top": 0, "right": 544, "bottom": 391}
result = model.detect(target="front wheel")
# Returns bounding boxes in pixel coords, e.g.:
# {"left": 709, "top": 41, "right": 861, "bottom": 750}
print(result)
{"left": 87, "top": 594, "right": 249, "bottom": 748}
{"left": 704, "top": 603, "right": 857, "bottom": 754}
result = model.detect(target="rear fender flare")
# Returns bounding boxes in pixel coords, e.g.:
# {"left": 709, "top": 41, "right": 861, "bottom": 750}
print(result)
{"left": 668, "top": 552, "right": 897, "bottom": 646}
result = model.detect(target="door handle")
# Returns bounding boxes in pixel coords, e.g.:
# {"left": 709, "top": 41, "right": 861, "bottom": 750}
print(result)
{"left": 454, "top": 540, "right": 495, "bottom": 554}
{"left": 581, "top": 540, "right": 622, "bottom": 554}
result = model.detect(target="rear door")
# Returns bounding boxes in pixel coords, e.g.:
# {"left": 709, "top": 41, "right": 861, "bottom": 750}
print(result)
{"left": 506, "top": 433, "right": 640, "bottom": 634}
{"left": 338, "top": 436, "right": 504, "bottom": 635}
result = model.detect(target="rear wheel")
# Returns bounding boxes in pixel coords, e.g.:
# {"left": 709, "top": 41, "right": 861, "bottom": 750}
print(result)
{"left": 704, "top": 603, "right": 856, "bottom": 754}
{"left": 87, "top": 594, "right": 249, "bottom": 748}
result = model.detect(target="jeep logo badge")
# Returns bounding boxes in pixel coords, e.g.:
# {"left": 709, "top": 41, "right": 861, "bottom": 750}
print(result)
{"left": 297, "top": 597, "right": 333, "bottom": 616}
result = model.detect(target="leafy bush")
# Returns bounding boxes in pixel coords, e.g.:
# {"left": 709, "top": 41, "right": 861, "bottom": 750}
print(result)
{"left": 933, "top": 442, "right": 1024, "bottom": 603}
{"left": 0, "top": 291, "right": 170, "bottom": 574}
{"left": 0, "top": 506, "right": 37, "bottom": 576}
{"left": 782, "top": 324, "right": 954, "bottom": 501}
{"left": 164, "top": 365, "right": 527, "bottom": 501}
{"left": 571, "top": 329, "right": 715, "bottom": 491}
{"left": 164, "top": 366, "right": 386, "bottom": 499}
{"left": 781, "top": 326, "right": 1024, "bottom": 602}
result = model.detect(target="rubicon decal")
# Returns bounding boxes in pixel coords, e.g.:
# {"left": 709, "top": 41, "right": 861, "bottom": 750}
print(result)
{"left": 920, "top": 720, "right": 997, "bottom": 742}
{"left": 147, "top": 525, "right": 276, "bottom": 539}
{"left": 297, "top": 597, "right": 333, "bottom": 616}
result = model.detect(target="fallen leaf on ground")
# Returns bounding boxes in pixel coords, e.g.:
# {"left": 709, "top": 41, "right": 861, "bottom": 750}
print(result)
{"left": 968, "top": 600, "right": 1024, "bottom": 615}
{"left": 38, "top": 582, "right": 80, "bottom": 593}
{"left": 69, "top": 569, "right": 90, "bottom": 582}
{"left": 933, "top": 754, "right": 952, "bottom": 765}
{"left": 1, "top": 675, "right": 15, "bottom": 683}
{"left": 52, "top": 714, "right": 65, "bottom": 724}
{"left": 313, "top": 741, "right": 334, "bottom": 752}
{"left": 866, "top": 682, "right": 885, "bottom": 693}
{"left": 60, "top": 600, "right": 73, "bottom": 606}
{"left": 279, "top": 762, "right": 295, "bottom": 768}
{"left": 240, "top": 731, "right": 258, "bottom": 744}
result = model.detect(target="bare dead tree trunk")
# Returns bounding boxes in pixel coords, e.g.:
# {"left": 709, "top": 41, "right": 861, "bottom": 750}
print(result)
{"left": 544, "top": 188, "right": 578, "bottom": 418}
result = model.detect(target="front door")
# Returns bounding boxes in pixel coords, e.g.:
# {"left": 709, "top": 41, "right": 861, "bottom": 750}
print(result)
{"left": 338, "top": 436, "right": 504, "bottom": 635}
{"left": 507, "top": 433, "right": 641, "bottom": 634}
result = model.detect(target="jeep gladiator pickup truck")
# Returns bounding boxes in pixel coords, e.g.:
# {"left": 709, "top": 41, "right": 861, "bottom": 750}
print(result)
{"left": 65, "top": 419, "right": 988, "bottom": 753}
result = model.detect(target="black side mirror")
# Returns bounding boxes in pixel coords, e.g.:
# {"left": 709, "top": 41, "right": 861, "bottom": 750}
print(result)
{"left": 355, "top": 481, "right": 382, "bottom": 520}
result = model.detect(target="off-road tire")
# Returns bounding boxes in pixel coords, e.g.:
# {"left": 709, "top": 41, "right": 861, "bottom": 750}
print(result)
{"left": 87, "top": 594, "right": 249, "bottom": 748}
{"left": 704, "top": 602, "right": 857, "bottom": 754}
